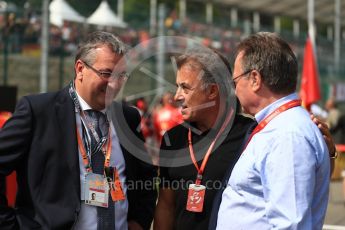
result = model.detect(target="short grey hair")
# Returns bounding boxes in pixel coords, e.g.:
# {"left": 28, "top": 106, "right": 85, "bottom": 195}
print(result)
{"left": 176, "top": 47, "right": 232, "bottom": 91}
{"left": 75, "top": 31, "right": 128, "bottom": 65}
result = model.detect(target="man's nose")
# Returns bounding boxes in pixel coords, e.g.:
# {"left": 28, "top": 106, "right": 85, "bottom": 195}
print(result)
{"left": 174, "top": 89, "right": 182, "bottom": 102}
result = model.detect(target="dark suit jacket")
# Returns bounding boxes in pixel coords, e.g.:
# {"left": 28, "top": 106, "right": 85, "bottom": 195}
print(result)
{"left": 0, "top": 87, "right": 157, "bottom": 230}
{"left": 330, "top": 114, "right": 345, "bottom": 144}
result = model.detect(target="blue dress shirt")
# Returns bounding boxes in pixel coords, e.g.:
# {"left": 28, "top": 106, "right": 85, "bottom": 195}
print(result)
{"left": 216, "top": 93, "right": 330, "bottom": 230}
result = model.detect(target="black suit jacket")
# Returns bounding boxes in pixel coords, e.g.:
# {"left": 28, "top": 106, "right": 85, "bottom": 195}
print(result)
{"left": 0, "top": 87, "right": 157, "bottom": 230}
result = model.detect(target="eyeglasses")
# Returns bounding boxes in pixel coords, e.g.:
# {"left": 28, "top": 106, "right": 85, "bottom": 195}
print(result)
{"left": 83, "top": 61, "right": 129, "bottom": 79}
{"left": 231, "top": 69, "right": 252, "bottom": 88}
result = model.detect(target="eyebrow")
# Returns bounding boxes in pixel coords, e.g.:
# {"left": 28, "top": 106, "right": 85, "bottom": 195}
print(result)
{"left": 98, "top": 68, "right": 113, "bottom": 73}
{"left": 177, "top": 82, "right": 193, "bottom": 89}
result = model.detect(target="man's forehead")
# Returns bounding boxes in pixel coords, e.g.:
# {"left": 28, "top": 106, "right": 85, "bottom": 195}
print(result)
{"left": 111, "top": 54, "right": 127, "bottom": 71}
{"left": 176, "top": 68, "right": 205, "bottom": 88}
{"left": 235, "top": 51, "right": 245, "bottom": 62}
{"left": 181, "top": 59, "right": 203, "bottom": 71}
{"left": 233, "top": 51, "right": 245, "bottom": 71}
{"left": 177, "top": 65, "right": 200, "bottom": 78}
{"left": 177, "top": 61, "right": 203, "bottom": 78}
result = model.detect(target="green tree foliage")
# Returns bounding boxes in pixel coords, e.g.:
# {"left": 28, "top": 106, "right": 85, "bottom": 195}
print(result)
{"left": 122, "top": 0, "right": 150, "bottom": 29}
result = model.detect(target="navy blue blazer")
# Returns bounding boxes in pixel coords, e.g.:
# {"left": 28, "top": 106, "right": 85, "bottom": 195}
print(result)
{"left": 0, "top": 86, "right": 157, "bottom": 230}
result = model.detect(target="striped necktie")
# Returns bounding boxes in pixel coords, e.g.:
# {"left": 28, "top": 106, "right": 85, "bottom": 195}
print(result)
{"left": 84, "top": 110, "right": 115, "bottom": 230}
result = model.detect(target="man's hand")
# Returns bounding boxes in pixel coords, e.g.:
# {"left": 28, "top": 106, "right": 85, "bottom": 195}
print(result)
{"left": 311, "top": 114, "right": 336, "bottom": 176}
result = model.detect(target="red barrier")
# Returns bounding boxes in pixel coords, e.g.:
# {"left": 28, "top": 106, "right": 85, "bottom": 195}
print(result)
{"left": 336, "top": 144, "right": 345, "bottom": 153}
{"left": 6, "top": 172, "right": 16, "bottom": 207}
{"left": 0, "top": 111, "right": 16, "bottom": 207}
{"left": 0, "top": 111, "right": 11, "bottom": 128}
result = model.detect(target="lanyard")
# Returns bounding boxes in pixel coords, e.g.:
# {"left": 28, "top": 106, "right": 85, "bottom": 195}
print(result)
{"left": 76, "top": 127, "right": 112, "bottom": 173}
{"left": 69, "top": 81, "right": 112, "bottom": 173}
{"left": 243, "top": 99, "right": 301, "bottom": 151}
{"left": 188, "top": 108, "right": 234, "bottom": 185}
{"left": 69, "top": 81, "right": 106, "bottom": 144}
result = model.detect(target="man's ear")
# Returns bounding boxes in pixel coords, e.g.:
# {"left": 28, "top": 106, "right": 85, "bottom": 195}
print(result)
{"left": 250, "top": 70, "right": 262, "bottom": 92}
{"left": 75, "top": 60, "right": 84, "bottom": 80}
{"left": 208, "top": 83, "right": 219, "bottom": 100}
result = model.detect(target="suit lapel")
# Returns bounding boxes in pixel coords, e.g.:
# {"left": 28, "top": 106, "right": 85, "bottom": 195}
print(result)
{"left": 55, "top": 87, "right": 80, "bottom": 195}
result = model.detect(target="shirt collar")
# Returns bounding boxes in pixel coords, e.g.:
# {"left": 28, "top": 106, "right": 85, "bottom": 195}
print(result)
{"left": 254, "top": 92, "right": 298, "bottom": 123}
{"left": 75, "top": 92, "right": 106, "bottom": 114}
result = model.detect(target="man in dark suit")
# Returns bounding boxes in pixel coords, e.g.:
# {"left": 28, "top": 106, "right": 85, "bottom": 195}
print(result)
{"left": 0, "top": 31, "right": 157, "bottom": 230}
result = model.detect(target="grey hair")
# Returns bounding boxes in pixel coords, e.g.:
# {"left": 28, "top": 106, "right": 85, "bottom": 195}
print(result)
{"left": 176, "top": 47, "right": 232, "bottom": 91}
{"left": 75, "top": 31, "right": 128, "bottom": 65}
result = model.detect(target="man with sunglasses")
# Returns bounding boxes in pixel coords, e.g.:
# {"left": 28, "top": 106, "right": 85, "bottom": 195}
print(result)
{"left": 215, "top": 32, "right": 330, "bottom": 229}
{"left": 0, "top": 31, "right": 157, "bottom": 230}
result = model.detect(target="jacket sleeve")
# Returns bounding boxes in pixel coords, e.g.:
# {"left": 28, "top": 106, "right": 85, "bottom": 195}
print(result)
{"left": 125, "top": 106, "right": 158, "bottom": 230}
{"left": 0, "top": 97, "right": 33, "bottom": 229}
{"left": 128, "top": 157, "right": 158, "bottom": 230}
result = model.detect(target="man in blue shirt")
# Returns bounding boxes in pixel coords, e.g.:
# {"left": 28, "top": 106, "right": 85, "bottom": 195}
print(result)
{"left": 216, "top": 32, "right": 330, "bottom": 229}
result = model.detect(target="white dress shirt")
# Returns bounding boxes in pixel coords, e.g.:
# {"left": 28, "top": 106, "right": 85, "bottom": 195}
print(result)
{"left": 73, "top": 93, "right": 128, "bottom": 230}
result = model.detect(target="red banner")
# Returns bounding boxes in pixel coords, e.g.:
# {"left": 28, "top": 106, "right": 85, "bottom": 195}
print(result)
{"left": 299, "top": 37, "right": 321, "bottom": 111}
